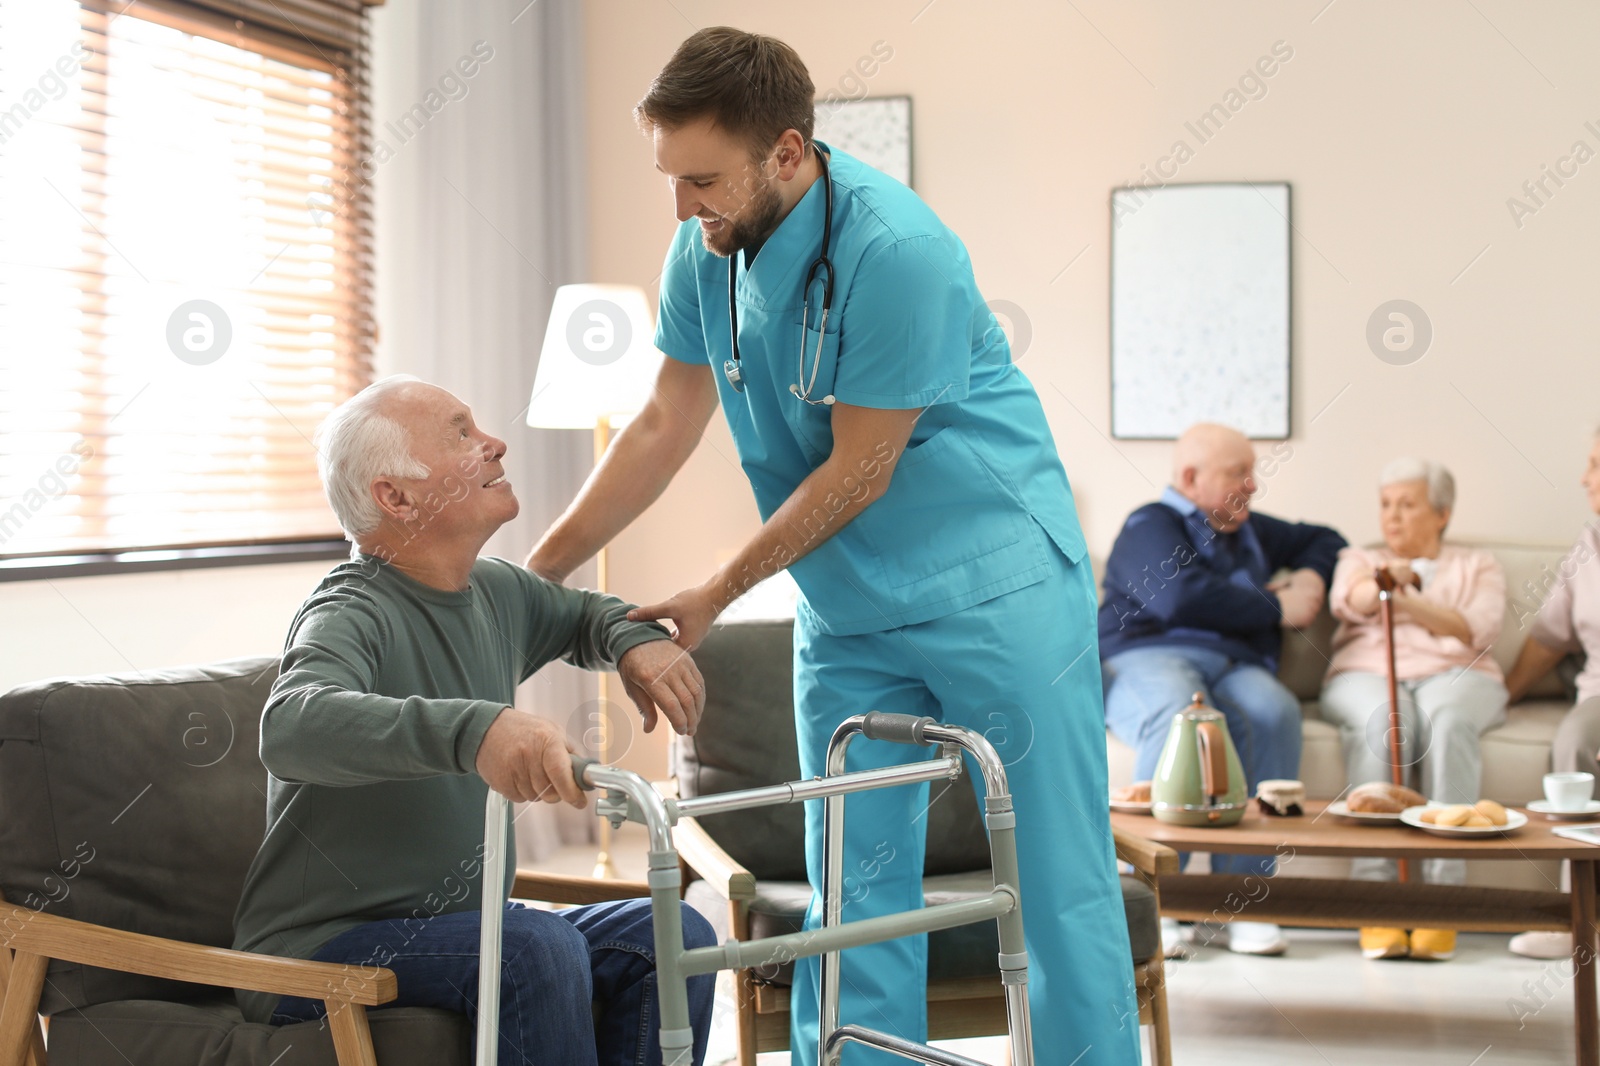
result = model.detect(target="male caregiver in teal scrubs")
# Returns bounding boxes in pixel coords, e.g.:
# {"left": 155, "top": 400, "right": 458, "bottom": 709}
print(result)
{"left": 527, "top": 27, "right": 1138, "bottom": 1066}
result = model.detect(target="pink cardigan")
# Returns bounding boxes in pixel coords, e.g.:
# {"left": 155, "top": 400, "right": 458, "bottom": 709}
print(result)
{"left": 1325, "top": 543, "right": 1506, "bottom": 683}
{"left": 1530, "top": 521, "right": 1600, "bottom": 706}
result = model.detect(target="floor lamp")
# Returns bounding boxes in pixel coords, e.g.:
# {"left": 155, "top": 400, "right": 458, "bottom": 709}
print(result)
{"left": 528, "top": 283, "right": 661, "bottom": 878}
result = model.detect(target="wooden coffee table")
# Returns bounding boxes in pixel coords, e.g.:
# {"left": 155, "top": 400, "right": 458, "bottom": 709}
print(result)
{"left": 1110, "top": 800, "right": 1600, "bottom": 1064}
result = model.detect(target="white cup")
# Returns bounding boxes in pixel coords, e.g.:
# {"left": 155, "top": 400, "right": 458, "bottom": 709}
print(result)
{"left": 1544, "top": 772, "right": 1595, "bottom": 811}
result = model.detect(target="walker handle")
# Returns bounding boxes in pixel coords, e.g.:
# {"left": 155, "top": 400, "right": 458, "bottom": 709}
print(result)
{"left": 571, "top": 756, "right": 602, "bottom": 791}
{"left": 860, "top": 712, "right": 938, "bottom": 747}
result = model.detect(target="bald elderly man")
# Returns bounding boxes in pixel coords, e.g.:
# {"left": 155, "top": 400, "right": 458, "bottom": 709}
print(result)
{"left": 1099, "top": 423, "right": 1346, "bottom": 956}
{"left": 232, "top": 375, "right": 716, "bottom": 1066}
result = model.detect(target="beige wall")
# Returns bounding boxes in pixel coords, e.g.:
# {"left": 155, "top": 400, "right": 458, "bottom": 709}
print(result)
{"left": 0, "top": 562, "right": 331, "bottom": 693}
{"left": 585, "top": 0, "right": 1600, "bottom": 614}
{"left": 7, "top": 1, "right": 1595, "bottom": 764}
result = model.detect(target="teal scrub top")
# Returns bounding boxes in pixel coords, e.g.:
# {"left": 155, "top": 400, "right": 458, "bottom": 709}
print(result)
{"left": 654, "top": 144, "right": 1087, "bottom": 637}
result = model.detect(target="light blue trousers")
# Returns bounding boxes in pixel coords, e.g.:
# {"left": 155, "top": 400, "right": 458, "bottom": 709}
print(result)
{"left": 788, "top": 548, "right": 1141, "bottom": 1066}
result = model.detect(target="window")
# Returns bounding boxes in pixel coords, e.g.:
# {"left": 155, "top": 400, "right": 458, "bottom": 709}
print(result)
{"left": 0, "top": 0, "right": 374, "bottom": 571}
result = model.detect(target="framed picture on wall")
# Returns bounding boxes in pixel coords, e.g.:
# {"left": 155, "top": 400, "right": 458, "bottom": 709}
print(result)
{"left": 814, "top": 95, "right": 912, "bottom": 188}
{"left": 1110, "top": 182, "right": 1292, "bottom": 440}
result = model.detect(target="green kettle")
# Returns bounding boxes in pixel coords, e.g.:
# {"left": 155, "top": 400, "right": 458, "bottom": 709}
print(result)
{"left": 1151, "top": 692, "right": 1249, "bottom": 827}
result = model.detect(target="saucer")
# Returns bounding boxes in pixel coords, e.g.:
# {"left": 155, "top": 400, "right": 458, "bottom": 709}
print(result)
{"left": 1110, "top": 799, "right": 1153, "bottom": 815}
{"left": 1527, "top": 799, "right": 1600, "bottom": 820}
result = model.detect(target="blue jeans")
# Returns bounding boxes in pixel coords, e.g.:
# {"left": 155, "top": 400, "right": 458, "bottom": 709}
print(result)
{"left": 269, "top": 898, "right": 715, "bottom": 1066}
{"left": 1103, "top": 645, "right": 1302, "bottom": 877}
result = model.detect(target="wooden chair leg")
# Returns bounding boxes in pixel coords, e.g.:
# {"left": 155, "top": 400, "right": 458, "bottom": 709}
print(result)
{"left": 1145, "top": 960, "right": 1172, "bottom": 1066}
{"left": 0, "top": 951, "right": 47, "bottom": 1066}
{"left": 324, "top": 998, "right": 378, "bottom": 1066}
{"left": 0, "top": 948, "right": 46, "bottom": 1066}
{"left": 728, "top": 900, "right": 758, "bottom": 1066}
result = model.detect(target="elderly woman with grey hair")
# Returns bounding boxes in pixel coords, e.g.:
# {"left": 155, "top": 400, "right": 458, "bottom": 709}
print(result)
{"left": 1319, "top": 458, "right": 1508, "bottom": 963}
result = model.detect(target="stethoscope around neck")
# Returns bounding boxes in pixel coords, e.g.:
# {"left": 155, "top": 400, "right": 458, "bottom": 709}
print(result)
{"left": 723, "top": 147, "right": 835, "bottom": 407}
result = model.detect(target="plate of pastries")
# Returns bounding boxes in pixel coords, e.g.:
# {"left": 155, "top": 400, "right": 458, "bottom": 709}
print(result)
{"left": 1111, "top": 780, "right": 1152, "bottom": 814}
{"left": 1327, "top": 782, "right": 1428, "bottom": 823}
{"left": 1400, "top": 799, "right": 1526, "bottom": 836}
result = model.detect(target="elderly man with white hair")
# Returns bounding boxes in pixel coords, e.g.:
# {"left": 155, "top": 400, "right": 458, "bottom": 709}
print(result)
{"left": 1100, "top": 422, "right": 1346, "bottom": 957}
{"left": 230, "top": 375, "right": 717, "bottom": 1066}
{"left": 1319, "top": 457, "right": 1508, "bottom": 963}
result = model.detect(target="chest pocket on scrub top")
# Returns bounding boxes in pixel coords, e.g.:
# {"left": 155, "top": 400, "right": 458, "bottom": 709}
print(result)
{"left": 782, "top": 317, "right": 840, "bottom": 465}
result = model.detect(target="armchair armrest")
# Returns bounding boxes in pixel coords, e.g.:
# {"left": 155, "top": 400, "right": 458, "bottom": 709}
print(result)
{"left": 0, "top": 905, "right": 396, "bottom": 1005}
{"left": 654, "top": 778, "right": 758, "bottom": 902}
{"left": 1114, "top": 826, "right": 1179, "bottom": 878}
{"left": 674, "top": 815, "right": 757, "bottom": 902}
{"left": 512, "top": 870, "right": 651, "bottom": 905}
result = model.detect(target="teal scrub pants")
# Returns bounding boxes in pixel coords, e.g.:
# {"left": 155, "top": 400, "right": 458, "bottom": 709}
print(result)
{"left": 789, "top": 545, "right": 1141, "bottom": 1066}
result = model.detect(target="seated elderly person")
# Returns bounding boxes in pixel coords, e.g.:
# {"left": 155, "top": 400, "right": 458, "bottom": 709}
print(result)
{"left": 1101, "top": 422, "right": 1346, "bottom": 957}
{"left": 231, "top": 375, "right": 716, "bottom": 1066}
{"left": 1319, "top": 458, "right": 1507, "bottom": 963}
{"left": 1504, "top": 428, "right": 1600, "bottom": 959}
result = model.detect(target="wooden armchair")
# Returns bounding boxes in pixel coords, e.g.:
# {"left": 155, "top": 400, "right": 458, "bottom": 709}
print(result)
{"left": 669, "top": 621, "right": 1180, "bottom": 1066}
{"left": 0, "top": 870, "right": 649, "bottom": 1066}
{"left": 0, "top": 657, "right": 651, "bottom": 1066}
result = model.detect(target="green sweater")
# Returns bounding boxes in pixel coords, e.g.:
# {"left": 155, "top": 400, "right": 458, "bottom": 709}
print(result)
{"left": 231, "top": 553, "right": 669, "bottom": 1023}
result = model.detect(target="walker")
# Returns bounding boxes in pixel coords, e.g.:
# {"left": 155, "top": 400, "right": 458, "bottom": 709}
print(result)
{"left": 475, "top": 712, "right": 1034, "bottom": 1066}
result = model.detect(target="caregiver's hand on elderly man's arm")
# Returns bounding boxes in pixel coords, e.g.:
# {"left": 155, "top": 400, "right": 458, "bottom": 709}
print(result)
{"left": 617, "top": 638, "right": 706, "bottom": 736}
{"left": 1268, "top": 566, "right": 1326, "bottom": 629}
{"left": 627, "top": 403, "right": 921, "bottom": 651}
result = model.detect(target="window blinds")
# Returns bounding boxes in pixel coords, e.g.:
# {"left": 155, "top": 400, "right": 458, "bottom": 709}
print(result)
{"left": 0, "top": 0, "right": 374, "bottom": 559}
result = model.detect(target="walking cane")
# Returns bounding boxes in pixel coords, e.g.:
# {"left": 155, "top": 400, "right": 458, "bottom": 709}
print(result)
{"left": 1374, "top": 565, "right": 1421, "bottom": 883}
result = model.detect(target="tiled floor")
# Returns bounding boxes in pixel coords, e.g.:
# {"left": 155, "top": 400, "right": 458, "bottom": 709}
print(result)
{"left": 541, "top": 826, "right": 1581, "bottom": 1065}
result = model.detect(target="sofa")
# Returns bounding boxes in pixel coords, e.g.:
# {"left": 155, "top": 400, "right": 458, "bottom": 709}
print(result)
{"left": 1102, "top": 541, "right": 1580, "bottom": 892}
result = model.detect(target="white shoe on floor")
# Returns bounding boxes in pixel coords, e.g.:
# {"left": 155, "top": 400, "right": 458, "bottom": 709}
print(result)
{"left": 1510, "top": 930, "right": 1572, "bottom": 959}
{"left": 1223, "top": 920, "right": 1288, "bottom": 956}
{"left": 1160, "top": 917, "right": 1194, "bottom": 959}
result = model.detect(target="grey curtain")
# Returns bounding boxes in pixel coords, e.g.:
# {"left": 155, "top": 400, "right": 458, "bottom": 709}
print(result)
{"left": 370, "top": 0, "right": 599, "bottom": 857}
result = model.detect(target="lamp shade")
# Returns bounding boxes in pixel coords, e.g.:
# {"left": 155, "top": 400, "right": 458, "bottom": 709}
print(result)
{"left": 527, "top": 284, "right": 663, "bottom": 429}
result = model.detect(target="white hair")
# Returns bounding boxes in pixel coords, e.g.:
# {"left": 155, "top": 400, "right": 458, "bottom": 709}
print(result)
{"left": 315, "top": 375, "right": 431, "bottom": 542}
{"left": 1380, "top": 457, "right": 1455, "bottom": 514}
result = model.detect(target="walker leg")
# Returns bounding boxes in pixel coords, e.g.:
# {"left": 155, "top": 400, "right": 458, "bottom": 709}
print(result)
{"left": 649, "top": 844, "right": 695, "bottom": 1066}
{"left": 819, "top": 770, "right": 849, "bottom": 1066}
{"left": 476, "top": 793, "right": 509, "bottom": 1066}
{"left": 818, "top": 713, "right": 1034, "bottom": 1066}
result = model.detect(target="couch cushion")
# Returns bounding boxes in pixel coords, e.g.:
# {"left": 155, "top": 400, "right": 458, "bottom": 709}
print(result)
{"left": 687, "top": 871, "right": 1160, "bottom": 988}
{"left": 45, "top": 996, "right": 469, "bottom": 1066}
{"left": 674, "top": 622, "right": 991, "bottom": 881}
{"left": 1277, "top": 608, "right": 1340, "bottom": 703}
{"left": 0, "top": 657, "right": 279, "bottom": 1014}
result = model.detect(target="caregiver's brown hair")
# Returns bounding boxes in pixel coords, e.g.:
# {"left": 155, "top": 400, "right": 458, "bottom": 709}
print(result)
{"left": 635, "top": 27, "right": 816, "bottom": 159}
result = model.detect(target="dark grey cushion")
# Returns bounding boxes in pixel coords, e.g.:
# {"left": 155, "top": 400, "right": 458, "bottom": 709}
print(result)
{"left": 674, "top": 621, "right": 991, "bottom": 881}
{"left": 0, "top": 657, "right": 281, "bottom": 1015}
{"left": 46, "top": 997, "right": 469, "bottom": 1066}
{"left": 686, "top": 871, "right": 1160, "bottom": 987}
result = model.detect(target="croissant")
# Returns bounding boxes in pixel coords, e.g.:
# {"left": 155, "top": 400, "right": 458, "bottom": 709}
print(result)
{"left": 1113, "top": 781, "right": 1152, "bottom": 803}
{"left": 1347, "top": 781, "right": 1427, "bottom": 813}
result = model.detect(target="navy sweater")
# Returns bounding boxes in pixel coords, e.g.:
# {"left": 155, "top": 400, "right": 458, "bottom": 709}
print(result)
{"left": 1098, "top": 498, "right": 1347, "bottom": 670}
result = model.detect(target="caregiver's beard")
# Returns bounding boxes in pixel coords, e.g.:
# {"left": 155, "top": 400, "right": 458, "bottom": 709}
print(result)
{"left": 700, "top": 172, "right": 783, "bottom": 258}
